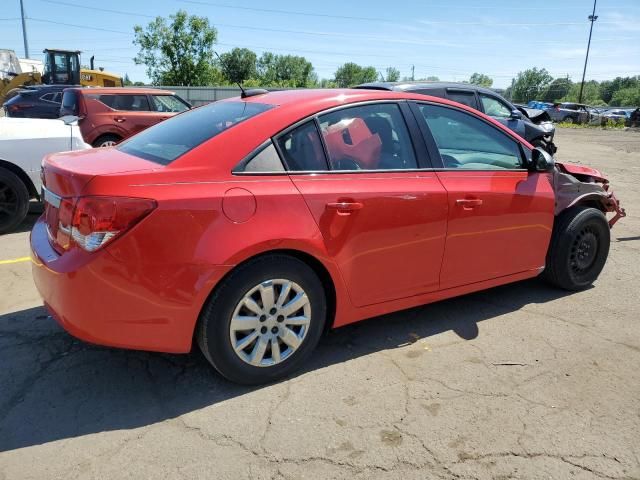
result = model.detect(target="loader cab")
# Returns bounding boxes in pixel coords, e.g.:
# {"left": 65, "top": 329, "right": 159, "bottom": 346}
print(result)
{"left": 42, "top": 49, "right": 80, "bottom": 86}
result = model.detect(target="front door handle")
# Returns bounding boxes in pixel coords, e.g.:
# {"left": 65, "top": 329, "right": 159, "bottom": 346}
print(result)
{"left": 326, "top": 201, "right": 364, "bottom": 213}
{"left": 456, "top": 198, "right": 483, "bottom": 209}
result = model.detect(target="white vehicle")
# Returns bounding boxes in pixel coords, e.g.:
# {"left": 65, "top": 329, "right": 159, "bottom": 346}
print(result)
{"left": 0, "top": 116, "right": 90, "bottom": 233}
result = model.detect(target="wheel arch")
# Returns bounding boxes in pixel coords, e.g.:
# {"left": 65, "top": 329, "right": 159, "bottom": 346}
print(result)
{"left": 193, "top": 248, "right": 339, "bottom": 346}
{"left": 0, "top": 159, "right": 39, "bottom": 200}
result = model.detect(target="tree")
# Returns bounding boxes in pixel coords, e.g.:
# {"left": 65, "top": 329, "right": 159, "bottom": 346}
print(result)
{"left": 562, "top": 81, "right": 605, "bottom": 105}
{"left": 333, "top": 63, "right": 378, "bottom": 87}
{"left": 385, "top": 67, "right": 400, "bottom": 82}
{"left": 610, "top": 86, "right": 640, "bottom": 107}
{"left": 600, "top": 76, "right": 639, "bottom": 104}
{"left": 256, "top": 53, "right": 316, "bottom": 87}
{"left": 133, "top": 10, "right": 218, "bottom": 86}
{"left": 468, "top": 73, "right": 493, "bottom": 87}
{"left": 542, "top": 77, "right": 572, "bottom": 102}
{"left": 219, "top": 48, "right": 257, "bottom": 85}
{"left": 510, "top": 68, "right": 553, "bottom": 103}
{"left": 122, "top": 73, "right": 133, "bottom": 86}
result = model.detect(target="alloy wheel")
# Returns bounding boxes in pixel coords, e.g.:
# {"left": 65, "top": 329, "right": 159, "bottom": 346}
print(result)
{"left": 229, "top": 279, "right": 311, "bottom": 367}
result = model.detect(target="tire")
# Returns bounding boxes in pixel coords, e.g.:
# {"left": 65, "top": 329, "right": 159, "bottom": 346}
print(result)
{"left": 197, "top": 254, "right": 327, "bottom": 385}
{"left": 0, "top": 167, "right": 30, "bottom": 234}
{"left": 92, "top": 134, "right": 121, "bottom": 148}
{"left": 543, "top": 206, "right": 610, "bottom": 291}
{"left": 562, "top": 116, "right": 574, "bottom": 124}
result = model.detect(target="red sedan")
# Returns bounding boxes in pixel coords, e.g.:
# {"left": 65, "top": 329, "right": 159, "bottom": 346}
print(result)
{"left": 31, "top": 89, "right": 624, "bottom": 384}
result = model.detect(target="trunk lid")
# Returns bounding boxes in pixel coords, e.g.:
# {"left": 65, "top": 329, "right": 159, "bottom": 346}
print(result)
{"left": 43, "top": 148, "right": 160, "bottom": 197}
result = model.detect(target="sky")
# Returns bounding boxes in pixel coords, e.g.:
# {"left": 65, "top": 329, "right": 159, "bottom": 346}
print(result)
{"left": 1, "top": 0, "right": 639, "bottom": 88}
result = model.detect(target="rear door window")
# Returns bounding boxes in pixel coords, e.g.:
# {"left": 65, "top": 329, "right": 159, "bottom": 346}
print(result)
{"left": 275, "top": 121, "right": 328, "bottom": 171}
{"left": 98, "top": 94, "right": 151, "bottom": 111}
{"left": 317, "top": 103, "right": 418, "bottom": 171}
{"left": 150, "top": 95, "right": 190, "bottom": 113}
{"left": 446, "top": 90, "right": 479, "bottom": 109}
{"left": 118, "top": 101, "right": 273, "bottom": 165}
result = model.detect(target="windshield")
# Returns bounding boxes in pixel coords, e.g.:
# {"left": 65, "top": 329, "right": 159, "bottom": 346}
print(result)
{"left": 118, "top": 101, "right": 274, "bottom": 165}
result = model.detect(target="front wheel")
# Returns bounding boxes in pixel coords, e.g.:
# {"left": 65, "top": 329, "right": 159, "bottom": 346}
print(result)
{"left": 197, "top": 255, "right": 327, "bottom": 385}
{"left": 543, "top": 206, "right": 610, "bottom": 291}
{"left": 562, "top": 116, "right": 574, "bottom": 124}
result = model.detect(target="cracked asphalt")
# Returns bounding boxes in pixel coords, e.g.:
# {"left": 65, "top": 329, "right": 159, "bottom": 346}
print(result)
{"left": 1, "top": 128, "right": 639, "bottom": 480}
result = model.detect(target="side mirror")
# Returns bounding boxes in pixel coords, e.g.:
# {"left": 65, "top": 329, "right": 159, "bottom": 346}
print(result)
{"left": 531, "top": 147, "right": 555, "bottom": 172}
{"left": 510, "top": 109, "right": 522, "bottom": 120}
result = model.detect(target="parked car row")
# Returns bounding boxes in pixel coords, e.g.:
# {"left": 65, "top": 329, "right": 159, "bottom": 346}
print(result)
{"left": 526, "top": 100, "right": 639, "bottom": 126}
{"left": 3, "top": 86, "right": 191, "bottom": 146}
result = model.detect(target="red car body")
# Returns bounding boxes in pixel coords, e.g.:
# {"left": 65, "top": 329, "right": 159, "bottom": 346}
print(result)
{"left": 59, "top": 87, "right": 190, "bottom": 147}
{"left": 31, "top": 89, "right": 623, "bottom": 357}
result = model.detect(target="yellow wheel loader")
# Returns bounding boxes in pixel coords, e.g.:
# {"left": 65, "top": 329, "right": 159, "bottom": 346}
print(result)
{"left": 1, "top": 48, "right": 122, "bottom": 105}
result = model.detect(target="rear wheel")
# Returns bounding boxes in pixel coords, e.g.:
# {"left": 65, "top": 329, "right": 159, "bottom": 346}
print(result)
{"left": 197, "top": 255, "right": 327, "bottom": 385}
{"left": 543, "top": 206, "right": 610, "bottom": 291}
{"left": 0, "top": 167, "right": 29, "bottom": 234}
{"left": 93, "top": 134, "right": 121, "bottom": 148}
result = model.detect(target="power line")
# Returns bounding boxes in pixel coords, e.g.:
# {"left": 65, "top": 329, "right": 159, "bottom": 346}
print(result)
{"left": 39, "top": 0, "right": 154, "bottom": 18}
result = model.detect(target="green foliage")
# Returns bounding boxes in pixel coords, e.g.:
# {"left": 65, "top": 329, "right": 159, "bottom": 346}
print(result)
{"left": 600, "top": 76, "right": 639, "bottom": 103}
{"left": 385, "top": 67, "right": 400, "bottom": 82}
{"left": 133, "top": 10, "right": 218, "bottom": 86}
{"left": 510, "top": 67, "right": 553, "bottom": 103}
{"left": 333, "top": 63, "right": 378, "bottom": 87}
{"left": 610, "top": 86, "right": 640, "bottom": 107}
{"left": 257, "top": 53, "right": 316, "bottom": 87}
{"left": 468, "top": 73, "right": 493, "bottom": 87}
{"left": 561, "top": 81, "right": 605, "bottom": 105}
{"left": 122, "top": 73, "right": 132, "bottom": 86}
{"left": 219, "top": 48, "right": 257, "bottom": 85}
{"left": 542, "top": 77, "right": 572, "bottom": 102}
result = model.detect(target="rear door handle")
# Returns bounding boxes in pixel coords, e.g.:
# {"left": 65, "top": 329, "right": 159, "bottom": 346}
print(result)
{"left": 326, "top": 201, "right": 364, "bottom": 213}
{"left": 456, "top": 198, "right": 483, "bottom": 209}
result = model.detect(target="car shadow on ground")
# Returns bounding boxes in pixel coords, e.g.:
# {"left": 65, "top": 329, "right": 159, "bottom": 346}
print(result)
{"left": 0, "top": 278, "right": 574, "bottom": 452}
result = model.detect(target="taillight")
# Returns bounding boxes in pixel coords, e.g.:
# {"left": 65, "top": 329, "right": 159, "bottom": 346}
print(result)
{"left": 50, "top": 196, "right": 156, "bottom": 252}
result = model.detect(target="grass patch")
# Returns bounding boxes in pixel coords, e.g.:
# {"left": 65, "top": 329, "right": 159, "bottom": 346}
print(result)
{"left": 557, "top": 119, "right": 627, "bottom": 129}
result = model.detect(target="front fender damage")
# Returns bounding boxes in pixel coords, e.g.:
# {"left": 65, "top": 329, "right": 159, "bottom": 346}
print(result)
{"left": 554, "top": 162, "right": 626, "bottom": 228}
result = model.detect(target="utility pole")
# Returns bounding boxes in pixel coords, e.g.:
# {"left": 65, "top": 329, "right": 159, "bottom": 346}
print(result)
{"left": 411, "top": 65, "right": 415, "bottom": 81}
{"left": 578, "top": 0, "right": 598, "bottom": 104}
{"left": 19, "top": 0, "right": 30, "bottom": 58}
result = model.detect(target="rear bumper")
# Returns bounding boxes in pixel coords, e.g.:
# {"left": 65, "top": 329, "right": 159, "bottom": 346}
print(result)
{"left": 30, "top": 217, "right": 228, "bottom": 353}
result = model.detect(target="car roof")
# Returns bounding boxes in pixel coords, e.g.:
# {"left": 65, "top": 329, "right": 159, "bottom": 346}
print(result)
{"left": 355, "top": 81, "right": 502, "bottom": 97}
{"left": 66, "top": 87, "right": 176, "bottom": 95}
{"left": 211, "top": 88, "right": 531, "bottom": 147}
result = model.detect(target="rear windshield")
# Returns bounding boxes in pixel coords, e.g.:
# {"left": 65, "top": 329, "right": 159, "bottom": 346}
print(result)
{"left": 118, "top": 101, "right": 274, "bottom": 165}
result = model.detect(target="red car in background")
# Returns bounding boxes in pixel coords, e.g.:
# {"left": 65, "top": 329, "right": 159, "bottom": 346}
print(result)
{"left": 31, "top": 89, "right": 624, "bottom": 384}
{"left": 59, "top": 87, "right": 191, "bottom": 147}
